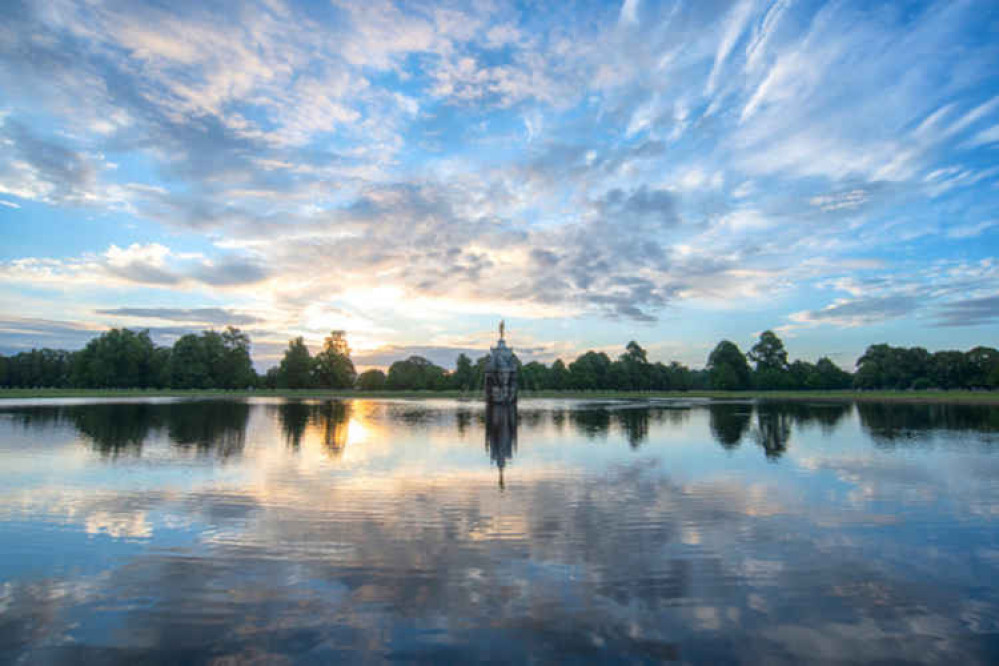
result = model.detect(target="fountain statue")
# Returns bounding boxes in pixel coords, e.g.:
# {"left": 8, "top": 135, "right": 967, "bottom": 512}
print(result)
{"left": 484, "top": 320, "right": 517, "bottom": 405}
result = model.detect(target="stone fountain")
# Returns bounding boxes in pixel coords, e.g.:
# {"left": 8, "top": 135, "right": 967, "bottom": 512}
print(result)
{"left": 484, "top": 320, "right": 517, "bottom": 405}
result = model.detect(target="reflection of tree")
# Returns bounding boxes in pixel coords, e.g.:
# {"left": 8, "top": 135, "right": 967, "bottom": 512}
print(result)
{"left": 278, "top": 401, "right": 311, "bottom": 448}
{"left": 485, "top": 405, "right": 517, "bottom": 489}
{"left": 781, "top": 402, "right": 852, "bottom": 433}
{"left": 3, "top": 402, "right": 252, "bottom": 459}
{"left": 71, "top": 403, "right": 159, "bottom": 457}
{"left": 455, "top": 408, "right": 473, "bottom": 437}
{"left": 571, "top": 408, "right": 611, "bottom": 439}
{"left": 277, "top": 400, "right": 351, "bottom": 457}
{"left": 7, "top": 406, "right": 72, "bottom": 431}
{"left": 316, "top": 401, "right": 350, "bottom": 457}
{"left": 167, "top": 401, "right": 250, "bottom": 458}
{"left": 551, "top": 408, "right": 566, "bottom": 434}
{"left": 708, "top": 403, "right": 752, "bottom": 450}
{"left": 858, "top": 402, "right": 999, "bottom": 446}
{"left": 754, "top": 404, "right": 792, "bottom": 460}
{"left": 616, "top": 408, "right": 650, "bottom": 448}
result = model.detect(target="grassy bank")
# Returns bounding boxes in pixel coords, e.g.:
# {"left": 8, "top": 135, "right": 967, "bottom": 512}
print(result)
{"left": 0, "top": 388, "right": 997, "bottom": 404}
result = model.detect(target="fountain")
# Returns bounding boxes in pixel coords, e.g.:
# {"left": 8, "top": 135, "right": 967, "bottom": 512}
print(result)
{"left": 484, "top": 320, "right": 517, "bottom": 405}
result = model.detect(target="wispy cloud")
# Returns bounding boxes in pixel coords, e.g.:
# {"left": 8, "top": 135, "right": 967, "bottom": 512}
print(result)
{"left": 0, "top": 0, "right": 996, "bottom": 364}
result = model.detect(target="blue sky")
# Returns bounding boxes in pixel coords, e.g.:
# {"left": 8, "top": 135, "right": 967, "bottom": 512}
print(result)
{"left": 0, "top": 0, "right": 997, "bottom": 370}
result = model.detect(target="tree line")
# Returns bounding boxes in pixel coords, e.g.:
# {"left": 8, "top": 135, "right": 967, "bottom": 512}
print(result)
{"left": 1, "top": 326, "right": 997, "bottom": 391}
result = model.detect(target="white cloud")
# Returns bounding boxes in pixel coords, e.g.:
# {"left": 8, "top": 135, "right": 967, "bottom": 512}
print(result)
{"left": 706, "top": 0, "right": 755, "bottom": 95}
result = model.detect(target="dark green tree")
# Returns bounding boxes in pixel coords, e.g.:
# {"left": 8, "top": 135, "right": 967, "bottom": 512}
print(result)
{"left": 707, "top": 340, "right": 751, "bottom": 390}
{"left": 169, "top": 333, "right": 213, "bottom": 389}
{"left": 450, "top": 353, "right": 476, "bottom": 391}
{"left": 966, "top": 347, "right": 999, "bottom": 388}
{"left": 809, "top": 357, "right": 853, "bottom": 389}
{"left": 356, "top": 369, "right": 387, "bottom": 390}
{"left": 72, "top": 328, "right": 159, "bottom": 388}
{"left": 520, "top": 361, "right": 550, "bottom": 391}
{"left": 549, "top": 359, "right": 569, "bottom": 390}
{"left": 218, "top": 327, "right": 255, "bottom": 388}
{"left": 277, "top": 337, "right": 315, "bottom": 389}
{"left": 568, "top": 351, "right": 612, "bottom": 390}
{"left": 386, "top": 356, "right": 447, "bottom": 390}
{"left": 749, "top": 330, "right": 790, "bottom": 390}
{"left": 618, "top": 341, "right": 652, "bottom": 390}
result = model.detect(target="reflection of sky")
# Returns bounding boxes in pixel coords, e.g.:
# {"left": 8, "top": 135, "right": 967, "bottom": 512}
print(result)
{"left": 1, "top": 398, "right": 998, "bottom": 663}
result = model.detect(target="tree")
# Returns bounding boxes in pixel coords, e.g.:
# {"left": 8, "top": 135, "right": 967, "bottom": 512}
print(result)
{"left": 549, "top": 359, "right": 569, "bottom": 390}
{"left": 277, "top": 337, "right": 314, "bottom": 388}
{"left": 930, "top": 350, "right": 971, "bottom": 389}
{"left": 386, "top": 356, "right": 447, "bottom": 390}
{"left": 809, "top": 357, "right": 853, "bottom": 389}
{"left": 450, "top": 353, "right": 476, "bottom": 391}
{"left": 666, "top": 361, "right": 693, "bottom": 390}
{"left": 966, "top": 347, "right": 999, "bottom": 388}
{"left": 749, "top": 330, "right": 790, "bottom": 390}
{"left": 520, "top": 361, "right": 550, "bottom": 390}
{"left": 618, "top": 341, "right": 652, "bottom": 390}
{"left": 324, "top": 330, "right": 350, "bottom": 356}
{"left": 218, "top": 327, "right": 255, "bottom": 388}
{"left": 356, "top": 369, "right": 387, "bottom": 390}
{"left": 707, "top": 340, "right": 751, "bottom": 390}
{"left": 263, "top": 366, "right": 280, "bottom": 389}
{"left": 854, "top": 344, "right": 891, "bottom": 389}
{"left": 313, "top": 330, "right": 356, "bottom": 388}
{"left": 72, "top": 328, "right": 159, "bottom": 388}
{"left": 855, "top": 344, "right": 931, "bottom": 389}
{"left": 169, "top": 333, "right": 213, "bottom": 389}
{"left": 748, "top": 331, "right": 789, "bottom": 371}
{"left": 568, "top": 351, "right": 612, "bottom": 390}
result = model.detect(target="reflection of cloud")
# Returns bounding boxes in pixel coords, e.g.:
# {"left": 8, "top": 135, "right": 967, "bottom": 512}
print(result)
{"left": 85, "top": 510, "right": 152, "bottom": 539}
{"left": 1, "top": 398, "right": 998, "bottom": 663}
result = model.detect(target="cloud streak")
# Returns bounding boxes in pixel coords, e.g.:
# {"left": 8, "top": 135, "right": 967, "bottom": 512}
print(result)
{"left": 0, "top": 0, "right": 996, "bottom": 364}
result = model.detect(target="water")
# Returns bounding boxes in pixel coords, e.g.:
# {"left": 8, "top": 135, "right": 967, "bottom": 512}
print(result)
{"left": 0, "top": 397, "right": 997, "bottom": 664}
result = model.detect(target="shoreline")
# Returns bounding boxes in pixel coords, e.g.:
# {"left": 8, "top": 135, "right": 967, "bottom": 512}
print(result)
{"left": 0, "top": 388, "right": 997, "bottom": 405}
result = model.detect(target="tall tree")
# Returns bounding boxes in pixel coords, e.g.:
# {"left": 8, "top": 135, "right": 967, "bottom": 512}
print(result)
{"left": 568, "top": 351, "right": 612, "bottom": 390}
{"left": 749, "top": 330, "right": 790, "bottom": 390}
{"left": 277, "top": 337, "right": 315, "bottom": 389}
{"left": 219, "top": 326, "right": 255, "bottom": 388}
{"left": 619, "top": 341, "right": 652, "bottom": 390}
{"left": 707, "top": 340, "right": 752, "bottom": 390}
{"left": 549, "top": 359, "right": 569, "bottom": 390}
{"left": 169, "top": 333, "right": 213, "bottom": 389}
{"left": 314, "top": 330, "right": 356, "bottom": 388}
{"left": 748, "top": 330, "right": 789, "bottom": 371}
{"left": 450, "top": 353, "right": 476, "bottom": 391}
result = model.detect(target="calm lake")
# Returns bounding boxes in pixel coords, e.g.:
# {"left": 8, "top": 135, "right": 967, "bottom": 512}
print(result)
{"left": 1, "top": 397, "right": 997, "bottom": 664}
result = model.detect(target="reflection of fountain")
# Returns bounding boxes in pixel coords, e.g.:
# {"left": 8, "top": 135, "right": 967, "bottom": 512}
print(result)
{"left": 485, "top": 404, "right": 517, "bottom": 490}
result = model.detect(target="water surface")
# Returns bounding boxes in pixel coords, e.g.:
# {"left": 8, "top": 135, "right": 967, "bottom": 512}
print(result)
{"left": 1, "top": 397, "right": 997, "bottom": 664}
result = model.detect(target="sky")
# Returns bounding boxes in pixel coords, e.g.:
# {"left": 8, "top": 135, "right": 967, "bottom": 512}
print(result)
{"left": 0, "top": 0, "right": 997, "bottom": 371}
